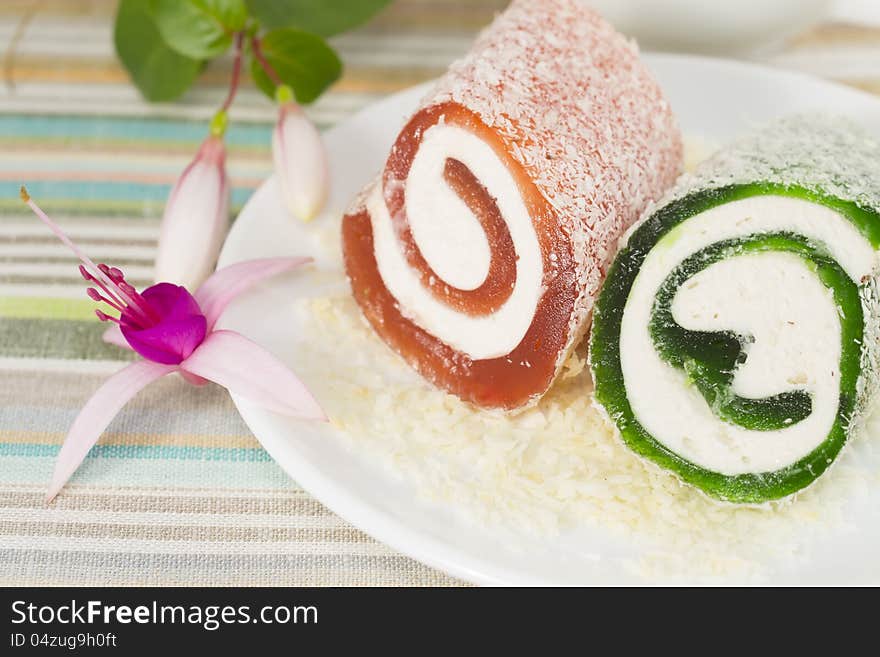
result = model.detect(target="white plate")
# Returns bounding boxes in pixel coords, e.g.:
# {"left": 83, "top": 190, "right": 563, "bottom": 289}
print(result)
{"left": 218, "top": 54, "right": 880, "bottom": 585}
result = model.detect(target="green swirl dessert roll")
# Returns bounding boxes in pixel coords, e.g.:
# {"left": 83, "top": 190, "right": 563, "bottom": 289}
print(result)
{"left": 590, "top": 115, "right": 880, "bottom": 504}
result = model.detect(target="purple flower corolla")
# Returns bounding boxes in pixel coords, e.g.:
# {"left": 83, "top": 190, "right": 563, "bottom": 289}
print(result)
{"left": 21, "top": 187, "right": 326, "bottom": 502}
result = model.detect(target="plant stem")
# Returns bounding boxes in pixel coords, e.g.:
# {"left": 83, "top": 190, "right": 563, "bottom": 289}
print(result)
{"left": 250, "top": 36, "right": 282, "bottom": 88}
{"left": 220, "top": 31, "right": 246, "bottom": 113}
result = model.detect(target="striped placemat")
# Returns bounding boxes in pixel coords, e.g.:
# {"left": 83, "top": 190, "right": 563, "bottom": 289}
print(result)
{"left": 2, "top": 0, "right": 880, "bottom": 586}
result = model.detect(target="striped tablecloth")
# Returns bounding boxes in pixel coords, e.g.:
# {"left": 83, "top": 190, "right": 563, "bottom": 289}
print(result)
{"left": 3, "top": 0, "right": 880, "bottom": 587}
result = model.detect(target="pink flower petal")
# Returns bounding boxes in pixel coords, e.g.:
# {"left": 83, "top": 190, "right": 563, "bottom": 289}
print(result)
{"left": 47, "top": 360, "right": 175, "bottom": 502}
{"left": 102, "top": 324, "right": 130, "bottom": 350}
{"left": 179, "top": 329, "right": 326, "bottom": 420}
{"left": 195, "top": 257, "right": 311, "bottom": 330}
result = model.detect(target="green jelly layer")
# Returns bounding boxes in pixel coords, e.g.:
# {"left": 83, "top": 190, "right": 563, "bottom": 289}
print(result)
{"left": 650, "top": 233, "right": 861, "bottom": 431}
{"left": 590, "top": 183, "right": 880, "bottom": 503}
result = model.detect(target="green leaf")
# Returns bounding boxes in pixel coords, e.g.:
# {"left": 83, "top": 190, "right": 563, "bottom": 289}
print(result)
{"left": 250, "top": 29, "right": 342, "bottom": 104}
{"left": 150, "top": 0, "right": 248, "bottom": 60}
{"left": 114, "top": 0, "right": 202, "bottom": 102}
{"left": 245, "top": 0, "right": 391, "bottom": 37}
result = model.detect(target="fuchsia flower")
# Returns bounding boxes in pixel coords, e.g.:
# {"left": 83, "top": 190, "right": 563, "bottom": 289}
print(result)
{"left": 20, "top": 188, "right": 326, "bottom": 502}
{"left": 154, "top": 132, "right": 230, "bottom": 290}
{"left": 273, "top": 85, "right": 329, "bottom": 221}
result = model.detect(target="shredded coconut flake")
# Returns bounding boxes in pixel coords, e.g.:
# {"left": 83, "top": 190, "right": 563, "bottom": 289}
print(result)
{"left": 654, "top": 113, "right": 880, "bottom": 215}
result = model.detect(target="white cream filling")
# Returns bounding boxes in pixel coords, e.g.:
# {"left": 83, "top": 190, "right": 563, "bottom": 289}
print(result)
{"left": 406, "top": 129, "right": 492, "bottom": 291}
{"left": 620, "top": 195, "right": 876, "bottom": 475}
{"left": 369, "top": 123, "right": 544, "bottom": 360}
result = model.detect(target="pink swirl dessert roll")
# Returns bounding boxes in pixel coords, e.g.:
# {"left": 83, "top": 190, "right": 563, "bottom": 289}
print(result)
{"left": 342, "top": 0, "right": 682, "bottom": 409}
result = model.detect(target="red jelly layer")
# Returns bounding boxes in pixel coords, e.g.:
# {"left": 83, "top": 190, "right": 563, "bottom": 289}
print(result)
{"left": 342, "top": 102, "right": 577, "bottom": 409}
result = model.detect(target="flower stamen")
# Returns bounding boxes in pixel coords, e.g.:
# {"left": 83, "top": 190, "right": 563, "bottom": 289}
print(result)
{"left": 116, "top": 280, "right": 159, "bottom": 324}
{"left": 22, "top": 187, "right": 157, "bottom": 328}
{"left": 79, "top": 262, "right": 151, "bottom": 326}
{"left": 94, "top": 309, "right": 120, "bottom": 325}
{"left": 106, "top": 266, "right": 125, "bottom": 283}
{"left": 87, "top": 287, "right": 125, "bottom": 314}
{"left": 81, "top": 266, "right": 125, "bottom": 307}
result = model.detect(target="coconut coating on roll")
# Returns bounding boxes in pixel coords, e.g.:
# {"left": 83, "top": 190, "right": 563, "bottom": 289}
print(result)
{"left": 591, "top": 115, "right": 880, "bottom": 503}
{"left": 342, "top": 0, "right": 682, "bottom": 409}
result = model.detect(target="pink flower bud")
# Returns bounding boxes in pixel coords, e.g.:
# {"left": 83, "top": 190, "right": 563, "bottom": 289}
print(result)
{"left": 155, "top": 135, "right": 230, "bottom": 289}
{"left": 273, "top": 102, "right": 328, "bottom": 221}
